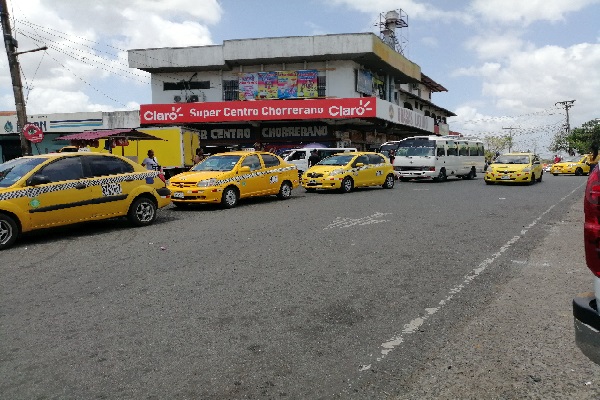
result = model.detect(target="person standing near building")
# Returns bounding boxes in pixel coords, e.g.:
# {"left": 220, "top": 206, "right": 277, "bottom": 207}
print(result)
{"left": 142, "top": 149, "right": 161, "bottom": 171}
{"left": 193, "top": 147, "right": 205, "bottom": 164}
{"left": 308, "top": 149, "right": 321, "bottom": 168}
{"left": 586, "top": 144, "right": 599, "bottom": 171}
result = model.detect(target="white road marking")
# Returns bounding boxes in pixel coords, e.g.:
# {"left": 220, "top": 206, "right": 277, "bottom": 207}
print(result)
{"left": 360, "top": 183, "right": 585, "bottom": 371}
{"left": 324, "top": 212, "right": 392, "bottom": 230}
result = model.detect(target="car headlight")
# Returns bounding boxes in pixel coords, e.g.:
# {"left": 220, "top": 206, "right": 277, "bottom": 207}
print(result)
{"left": 568, "top": 163, "right": 577, "bottom": 167}
{"left": 166, "top": 179, "right": 171, "bottom": 186}
{"left": 197, "top": 178, "right": 217, "bottom": 187}
{"left": 328, "top": 169, "right": 344, "bottom": 176}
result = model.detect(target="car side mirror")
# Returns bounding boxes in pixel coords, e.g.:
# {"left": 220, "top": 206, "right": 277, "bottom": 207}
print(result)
{"left": 27, "top": 175, "right": 51, "bottom": 186}
{"left": 239, "top": 166, "right": 251, "bottom": 173}
{"left": 533, "top": 161, "right": 540, "bottom": 165}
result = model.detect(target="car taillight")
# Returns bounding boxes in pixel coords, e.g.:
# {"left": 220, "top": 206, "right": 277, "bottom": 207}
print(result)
{"left": 584, "top": 167, "right": 600, "bottom": 277}
{"left": 429, "top": 167, "right": 435, "bottom": 171}
{"left": 157, "top": 173, "right": 166, "bottom": 183}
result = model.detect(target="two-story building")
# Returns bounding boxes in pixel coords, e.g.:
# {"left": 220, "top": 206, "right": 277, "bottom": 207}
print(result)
{"left": 128, "top": 32, "right": 455, "bottom": 152}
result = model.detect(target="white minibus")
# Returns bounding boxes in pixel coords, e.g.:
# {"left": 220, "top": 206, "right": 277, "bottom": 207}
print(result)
{"left": 380, "top": 136, "right": 485, "bottom": 181}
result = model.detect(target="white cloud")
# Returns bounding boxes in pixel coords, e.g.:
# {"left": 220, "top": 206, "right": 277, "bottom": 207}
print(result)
{"left": 2, "top": 0, "right": 222, "bottom": 114}
{"left": 470, "top": 0, "right": 600, "bottom": 25}
{"left": 465, "top": 33, "right": 527, "bottom": 60}
{"left": 329, "top": 0, "right": 471, "bottom": 23}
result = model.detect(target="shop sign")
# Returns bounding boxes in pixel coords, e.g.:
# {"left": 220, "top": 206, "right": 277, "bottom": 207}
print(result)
{"left": 261, "top": 124, "right": 329, "bottom": 140}
{"left": 140, "top": 98, "right": 377, "bottom": 124}
{"left": 375, "top": 98, "right": 434, "bottom": 132}
{"left": 199, "top": 126, "right": 254, "bottom": 141}
{"left": 23, "top": 123, "right": 44, "bottom": 143}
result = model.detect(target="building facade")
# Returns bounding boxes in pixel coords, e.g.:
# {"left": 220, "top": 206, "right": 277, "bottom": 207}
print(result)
{"left": 128, "top": 33, "right": 455, "bottom": 152}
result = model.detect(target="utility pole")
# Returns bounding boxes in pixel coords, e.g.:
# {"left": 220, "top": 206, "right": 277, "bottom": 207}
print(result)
{"left": 555, "top": 100, "right": 575, "bottom": 135}
{"left": 1, "top": 0, "right": 46, "bottom": 156}
{"left": 502, "top": 126, "right": 518, "bottom": 152}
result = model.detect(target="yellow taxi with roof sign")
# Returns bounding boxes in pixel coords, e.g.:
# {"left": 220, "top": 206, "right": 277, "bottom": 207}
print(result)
{"left": 550, "top": 155, "right": 590, "bottom": 176}
{"left": 0, "top": 152, "right": 171, "bottom": 250}
{"left": 301, "top": 151, "right": 395, "bottom": 193}
{"left": 484, "top": 152, "right": 543, "bottom": 184}
{"left": 167, "top": 151, "right": 299, "bottom": 208}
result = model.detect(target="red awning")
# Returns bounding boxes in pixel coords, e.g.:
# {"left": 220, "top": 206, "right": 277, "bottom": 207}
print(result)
{"left": 54, "top": 128, "right": 164, "bottom": 141}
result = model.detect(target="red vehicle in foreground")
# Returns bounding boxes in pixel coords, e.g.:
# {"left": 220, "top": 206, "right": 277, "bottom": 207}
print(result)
{"left": 574, "top": 166, "right": 600, "bottom": 364}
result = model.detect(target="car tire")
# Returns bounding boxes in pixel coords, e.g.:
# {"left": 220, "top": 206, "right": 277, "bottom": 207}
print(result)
{"left": 0, "top": 213, "right": 19, "bottom": 250}
{"left": 433, "top": 169, "right": 447, "bottom": 182}
{"left": 466, "top": 168, "right": 476, "bottom": 180}
{"left": 530, "top": 173, "right": 536, "bottom": 185}
{"left": 221, "top": 186, "right": 239, "bottom": 208}
{"left": 537, "top": 172, "right": 543, "bottom": 182}
{"left": 127, "top": 196, "right": 157, "bottom": 226}
{"left": 575, "top": 168, "right": 583, "bottom": 176}
{"left": 277, "top": 181, "right": 292, "bottom": 200}
{"left": 382, "top": 173, "right": 395, "bottom": 189}
{"left": 485, "top": 180, "right": 493, "bottom": 185}
{"left": 340, "top": 176, "right": 353, "bottom": 193}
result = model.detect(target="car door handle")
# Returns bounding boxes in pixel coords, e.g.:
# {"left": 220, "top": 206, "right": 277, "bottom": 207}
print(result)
{"left": 75, "top": 183, "right": 87, "bottom": 190}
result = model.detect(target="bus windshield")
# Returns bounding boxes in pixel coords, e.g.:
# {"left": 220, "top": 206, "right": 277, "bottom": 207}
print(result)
{"left": 395, "top": 139, "right": 435, "bottom": 157}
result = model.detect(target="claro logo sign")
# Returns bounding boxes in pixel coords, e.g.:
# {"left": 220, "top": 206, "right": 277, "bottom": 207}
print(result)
{"left": 140, "top": 98, "right": 376, "bottom": 124}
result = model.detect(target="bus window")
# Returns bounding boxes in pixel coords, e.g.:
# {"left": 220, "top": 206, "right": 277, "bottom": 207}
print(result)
{"left": 459, "top": 143, "right": 469, "bottom": 156}
{"left": 436, "top": 146, "right": 445, "bottom": 157}
{"left": 478, "top": 144, "right": 485, "bottom": 156}
{"left": 469, "top": 143, "right": 478, "bottom": 156}
{"left": 447, "top": 141, "right": 458, "bottom": 156}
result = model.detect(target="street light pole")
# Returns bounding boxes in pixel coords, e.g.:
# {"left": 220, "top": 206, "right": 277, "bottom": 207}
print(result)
{"left": 502, "top": 127, "right": 518, "bottom": 152}
{"left": 1, "top": 0, "right": 35, "bottom": 156}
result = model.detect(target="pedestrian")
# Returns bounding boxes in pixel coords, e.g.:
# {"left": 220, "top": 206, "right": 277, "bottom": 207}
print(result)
{"left": 141, "top": 149, "right": 161, "bottom": 171}
{"left": 586, "top": 144, "right": 599, "bottom": 171}
{"left": 553, "top": 154, "right": 561, "bottom": 164}
{"left": 308, "top": 149, "right": 321, "bottom": 168}
{"left": 193, "top": 147, "right": 205, "bottom": 164}
{"left": 388, "top": 149, "right": 395, "bottom": 165}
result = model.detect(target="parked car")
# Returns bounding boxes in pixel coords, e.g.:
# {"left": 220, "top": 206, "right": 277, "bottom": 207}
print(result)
{"left": 301, "top": 151, "right": 395, "bottom": 193}
{"left": 167, "top": 151, "right": 299, "bottom": 208}
{"left": 0, "top": 153, "right": 171, "bottom": 250}
{"left": 573, "top": 165, "right": 600, "bottom": 364}
{"left": 484, "top": 152, "right": 543, "bottom": 185}
{"left": 550, "top": 155, "right": 590, "bottom": 176}
{"left": 283, "top": 147, "right": 357, "bottom": 176}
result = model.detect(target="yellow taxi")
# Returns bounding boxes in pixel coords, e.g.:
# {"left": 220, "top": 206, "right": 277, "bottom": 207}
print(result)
{"left": 0, "top": 152, "right": 171, "bottom": 250}
{"left": 301, "top": 151, "right": 395, "bottom": 193}
{"left": 550, "top": 155, "right": 590, "bottom": 176}
{"left": 484, "top": 152, "right": 543, "bottom": 185}
{"left": 167, "top": 151, "right": 299, "bottom": 208}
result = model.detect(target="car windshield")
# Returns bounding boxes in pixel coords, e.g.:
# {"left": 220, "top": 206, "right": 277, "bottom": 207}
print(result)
{"left": 395, "top": 139, "right": 436, "bottom": 157}
{"left": 562, "top": 157, "right": 580, "bottom": 163}
{"left": 494, "top": 155, "right": 531, "bottom": 164}
{"left": 0, "top": 157, "right": 46, "bottom": 188}
{"left": 191, "top": 155, "right": 242, "bottom": 171}
{"left": 318, "top": 154, "right": 355, "bottom": 166}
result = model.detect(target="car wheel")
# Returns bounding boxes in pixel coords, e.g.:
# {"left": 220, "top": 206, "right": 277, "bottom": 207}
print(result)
{"left": 466, "top": 168, "right": 476, "bottom": 180}
{"left": 128, "top": 196, "right": 157, "bottom": 226}
{"left": 221, "top": 186, "right": 239, "bottom": 208}
{"left": 340, "top": 176, "right": 353, "bottom": 193}
{"left": 575, "top": 168, "right": 583, "bottom": 176}
{"left": 0, "top": 213, "right": 19, "bottom": 250}
{"left": 382, "top": 173, "right": 395, "bottom": 189}
{"left": 277, "top": 181, "right": 292, "bottom": 199}
{"left": 537, "top": 172, "right": 543, "bottom": 182}
{"left": 485, "top": 180, "right": 493, "bottom": 185}
{"left": 433, "top": 169, "right": 447, "bottom": 182}
{"left": 530, "top": 173, "right": 536, "bottom": 185}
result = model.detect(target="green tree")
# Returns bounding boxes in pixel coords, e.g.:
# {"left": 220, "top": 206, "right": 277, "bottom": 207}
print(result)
{"left": 483, "top": 135, "right": 512, "bottom": 158}
{"left": 563, "top": 119, "right": 600, "bottom": 155}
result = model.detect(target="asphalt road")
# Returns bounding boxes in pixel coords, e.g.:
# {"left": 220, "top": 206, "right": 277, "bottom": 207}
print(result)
{"left": 1, "top": 173, "right": 599, "bottom": 399}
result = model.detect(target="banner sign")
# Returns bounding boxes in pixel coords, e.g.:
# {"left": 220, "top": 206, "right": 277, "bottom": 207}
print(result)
{"left": 198, "top": 125, "right": 255, "bottom": 141}
{"left": 277, "top": 71, "right": 298, "bottom": 99}
{"left": 238, "top": 72, "right": 258, "bottom": 101}
{"left": 23, "top": 123, "right": 44, "bottom": 143}
{"left": 356, "top": 69, "right": 373, "bottom": 96}
{"left": 297, "top": 70, "right": 318, "bottom": 98}
{"left": 257, "top": 72, "right": 278, "bottom": 100}
{"left": 141, "top": 98, "right": 377, "bottom": 124}
{"left": 260, "top": 124, "right": 330, "bottom": 140}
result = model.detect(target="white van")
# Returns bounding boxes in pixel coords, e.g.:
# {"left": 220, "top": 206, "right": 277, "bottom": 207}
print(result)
{"left": 283, "top": 147, "right": 357, "bottom": 175}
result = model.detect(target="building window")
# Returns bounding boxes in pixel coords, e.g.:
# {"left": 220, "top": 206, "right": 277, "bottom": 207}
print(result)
{"left": 223, "top": 80, "right": 239, "bottom": 101}
{"left": 164, "top": 81, "right": 210, "bottom": 91}
{"left": 403, "top": 102, "right": 413, "bottom": 110}
{"left": 317, "top": 75, "right": 326, "bottom": 97}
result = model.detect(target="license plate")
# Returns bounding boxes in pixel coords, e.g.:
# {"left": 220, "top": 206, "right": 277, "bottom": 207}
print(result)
{"left": 501, "top": 175, "right": 510, "bottom": 180}
{"left": 173, "top": 192, "right": 184, "bottom": 198}
{"left": 309, "top": 180, "right": 316, "bottom": 184}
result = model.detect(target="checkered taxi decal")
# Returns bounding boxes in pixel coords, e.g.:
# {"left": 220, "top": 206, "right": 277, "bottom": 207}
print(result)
{"left": 215, "top": 165, "right": 297, "bottom": 186}
{"left": 0, "top": 171, "right": 160, "bottom": 201}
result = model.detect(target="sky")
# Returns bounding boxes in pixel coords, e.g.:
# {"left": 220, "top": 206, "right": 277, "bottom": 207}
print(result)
{"left": 1, "top": 0, "right": 599, "bottom": 156}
